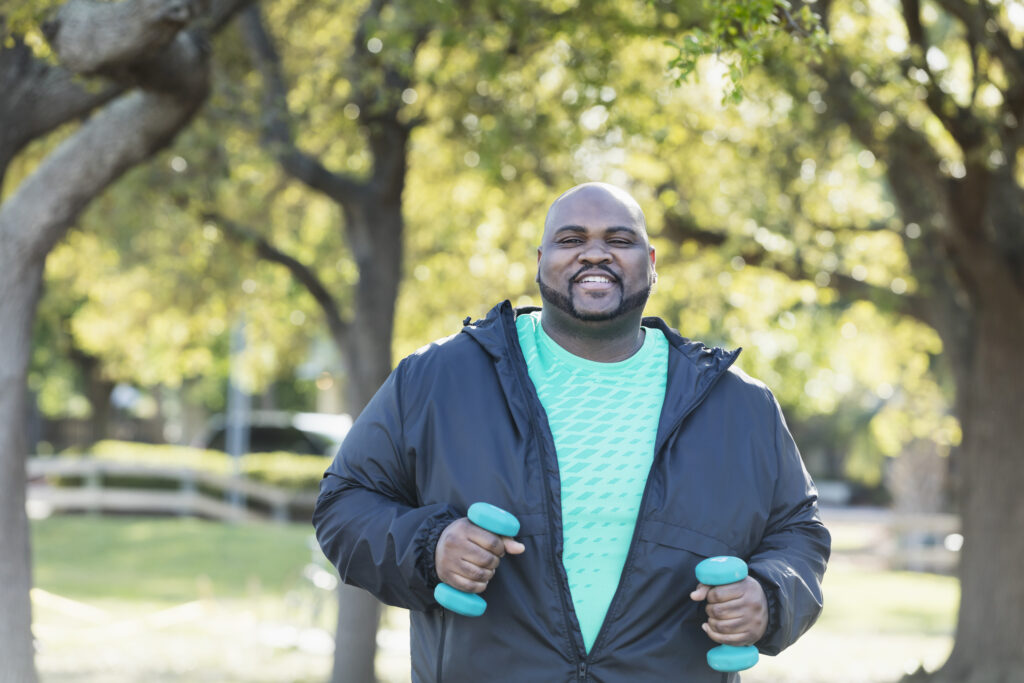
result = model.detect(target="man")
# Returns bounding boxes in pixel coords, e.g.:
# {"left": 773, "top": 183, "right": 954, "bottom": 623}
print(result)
{"left": 313, "top": 182, "right": 830, "bottom": 682}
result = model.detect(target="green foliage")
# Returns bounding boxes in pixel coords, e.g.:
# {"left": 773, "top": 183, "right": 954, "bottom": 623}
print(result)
{"left": 17, "top": 0, "right": 961, "bottom": 492}
{"left": 1, "top": 0, "right": 62, "bottom": 52}
{"left": 665, "top": 0, "right": 826, "bottom": 103}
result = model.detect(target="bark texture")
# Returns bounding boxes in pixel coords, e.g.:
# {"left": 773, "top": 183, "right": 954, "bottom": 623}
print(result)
{"left": 0, "top": 0, "right": 249, "bottom": 677}
{"left": 0, "top": 263, "right": 44, "bottom": 683}
{"left": 813, "top": 3, "right": 1024, "bottom": 679}
{"left": 676, "top": 5, "right": 1024, "bottom": 679}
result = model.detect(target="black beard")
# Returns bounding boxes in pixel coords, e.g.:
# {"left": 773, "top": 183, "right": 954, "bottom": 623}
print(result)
{"left": 537, "top": 275, "right": 651, "bottom": 322}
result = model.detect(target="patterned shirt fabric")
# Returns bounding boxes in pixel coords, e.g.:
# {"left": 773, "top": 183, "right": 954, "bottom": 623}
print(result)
{"left": 516, "top": 311, "right": 668, "bottom": 652}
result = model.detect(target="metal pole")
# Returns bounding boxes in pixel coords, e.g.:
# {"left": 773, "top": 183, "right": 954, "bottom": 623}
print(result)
{"left": 225, "top": 316, "right": 250, "bottom": 513}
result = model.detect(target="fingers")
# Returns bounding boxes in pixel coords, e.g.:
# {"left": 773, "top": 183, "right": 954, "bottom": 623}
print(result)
{"left": 503, "top": 537, "right": 526, "bottom": 555}
{"left": 689, "top": 583, "right": 710, "bottom": 602}
{"left": 704, "top": 592, "right": 749, "bottom": 620}
{"left": 435, "top": 518, "right": 525, "bottom": 593}
{"left": 465, "top": 524, "right": 507, "bottom": 556}
{"left": 694, "top": 576, "right": 769, "bottom": 646}
{"left": 445, "top": 559, "right": 496, "bottom": 593}
{"left": 702, "top": 620, "right": 762, "bottom": 646}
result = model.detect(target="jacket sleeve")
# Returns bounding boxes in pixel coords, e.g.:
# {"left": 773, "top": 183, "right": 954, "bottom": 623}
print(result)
{"left": 312, "top": 361, "right": 461, "bottom": 611}
{"left": 748, "top": 388, "right": 831, "bottom": 656}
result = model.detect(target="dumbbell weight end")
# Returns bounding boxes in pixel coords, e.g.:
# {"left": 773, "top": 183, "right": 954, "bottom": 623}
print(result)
{"left": 434, "top": 583, "right": 488, "bottom": 617}
{"left": 434, "top": 503, "right": 520, "bottom": 617}
{"left": 695, "top": 556, "right": 760, "bottom": 673}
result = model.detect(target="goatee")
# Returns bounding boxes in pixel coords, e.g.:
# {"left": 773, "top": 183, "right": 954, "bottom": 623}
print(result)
{"left": 537, "top": 276, "right": 651, "bottom": 322}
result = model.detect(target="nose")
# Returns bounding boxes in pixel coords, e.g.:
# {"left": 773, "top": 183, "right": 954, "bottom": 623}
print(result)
{"left": 577, "top": 242, "right": 612, "bottom": 264}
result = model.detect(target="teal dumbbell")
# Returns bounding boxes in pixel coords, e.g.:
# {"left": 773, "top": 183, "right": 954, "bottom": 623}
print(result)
{"left": 695, "top": 556, "right": 760, "bottom": 672}
{"left": 433, "top": 502, "right": 520, "bottom": 617}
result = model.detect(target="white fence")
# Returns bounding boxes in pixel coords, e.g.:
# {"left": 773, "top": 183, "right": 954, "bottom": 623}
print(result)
{"left": 820, "top": 506, "right": 961, "bottom": 574}
{"left": 25, "top": 460, "right": 961, "bottom": 572}
{"left": 26, "top": 457, "right": 317, "bottom": 523}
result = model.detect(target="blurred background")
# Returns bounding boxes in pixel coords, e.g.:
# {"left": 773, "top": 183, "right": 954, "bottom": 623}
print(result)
{"left": 2, "top": 0, "right": 1022, "bottom": 682}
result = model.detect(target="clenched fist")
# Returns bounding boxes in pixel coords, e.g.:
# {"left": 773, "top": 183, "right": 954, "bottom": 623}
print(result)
{"left": 435, "top": 517, "right": 525, "bottom": 593}
{"left": 690, "top": 576, "right": 768, "bottom": 646}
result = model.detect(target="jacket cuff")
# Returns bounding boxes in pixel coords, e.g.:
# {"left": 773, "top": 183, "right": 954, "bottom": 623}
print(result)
{"left": 752, "top": 574, "right": 780, "bottom": 650}
{"left": 419, "top": 510, "right": 462, "bottom": 587}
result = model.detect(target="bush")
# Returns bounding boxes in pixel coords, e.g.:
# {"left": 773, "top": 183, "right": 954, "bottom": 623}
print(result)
{"left": 62, "top": 440, "right": 327, "bottom": 493}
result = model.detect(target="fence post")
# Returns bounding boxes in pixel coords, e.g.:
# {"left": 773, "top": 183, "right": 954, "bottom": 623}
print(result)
{"left": 85, "top": 460, "right": 101, "bottom": 515}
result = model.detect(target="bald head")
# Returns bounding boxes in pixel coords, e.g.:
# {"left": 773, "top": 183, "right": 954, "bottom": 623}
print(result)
{"left": 535, "top": 182, "right": 656, "bottom": 335}
{"left": 542, "top": 182, "right": 648, "bottom": 244}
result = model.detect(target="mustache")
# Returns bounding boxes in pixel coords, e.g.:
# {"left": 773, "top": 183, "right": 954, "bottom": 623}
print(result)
{"left": 571, "top": 264, "right": 620, "bottom": 283}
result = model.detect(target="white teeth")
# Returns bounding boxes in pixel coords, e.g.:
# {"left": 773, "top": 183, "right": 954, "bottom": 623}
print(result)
{"left": 579, "top": 276, "right": 612, "bottom": 283}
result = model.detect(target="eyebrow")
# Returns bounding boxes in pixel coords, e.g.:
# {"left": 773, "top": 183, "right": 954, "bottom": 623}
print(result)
{"left": 552, "top": 225, "right": 641, "bottom": 238}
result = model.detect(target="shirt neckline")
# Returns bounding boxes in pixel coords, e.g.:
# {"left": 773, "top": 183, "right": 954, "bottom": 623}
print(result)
{"left": 530, "top": 313, "right": 663, "bottom": 374}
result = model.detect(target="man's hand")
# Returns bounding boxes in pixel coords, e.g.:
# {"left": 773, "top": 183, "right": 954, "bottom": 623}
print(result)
{"left": 435, "top": 517, "right": 525, "bottom": 593}
{"left": 690, "top": 576, "right": 768, "bottom": 646}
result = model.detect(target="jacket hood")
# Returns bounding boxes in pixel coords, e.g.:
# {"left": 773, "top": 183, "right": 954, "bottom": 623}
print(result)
{"left": 461, "top": 299, "right": 740, "bottom": 378}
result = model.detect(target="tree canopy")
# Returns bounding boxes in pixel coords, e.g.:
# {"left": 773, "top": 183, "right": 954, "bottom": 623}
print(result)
{"left": 5, "top": 0, "right": 1023, "bottom": 681}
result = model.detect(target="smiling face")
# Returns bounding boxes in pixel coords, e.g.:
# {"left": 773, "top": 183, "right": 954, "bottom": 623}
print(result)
{"left": 536, "top": 183, "right": 656, "bottom": 327}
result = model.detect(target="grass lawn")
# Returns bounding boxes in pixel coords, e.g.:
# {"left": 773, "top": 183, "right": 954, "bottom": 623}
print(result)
{"left": 742, "top": 561, "right": 957, "bottom": 683}
{"left": 32, "top": 515, "right": 335, "bottom": 683}
{"left": 30, "top": 514, "right": 959, "bottom": 682}
{"left": 32, "top": 515, "right": 315, "bottom": 603}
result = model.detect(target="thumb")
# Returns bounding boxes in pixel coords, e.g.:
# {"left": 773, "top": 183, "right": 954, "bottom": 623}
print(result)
{"left": 690, "top": 583, "right": 710, "bottom": 602}
{"left": 503, "top": 537, "right": 526, "bottom": 555}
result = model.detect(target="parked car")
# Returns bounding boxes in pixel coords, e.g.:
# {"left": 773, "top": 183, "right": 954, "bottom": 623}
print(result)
{"left": 196, "top": 411, "right": 352, "bottom": 457}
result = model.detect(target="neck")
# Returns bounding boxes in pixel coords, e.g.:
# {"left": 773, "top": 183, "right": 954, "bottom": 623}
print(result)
{"left": 539, "top": 309, "right": 646, "bottom": 362}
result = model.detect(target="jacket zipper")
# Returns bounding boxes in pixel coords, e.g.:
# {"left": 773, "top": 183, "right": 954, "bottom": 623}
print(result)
{"left": 500, "top": 310, "right": 589, "bottom": 667}
{"left": 586, "top": 346, "right": 738, "bottom": 657}
{"left": 436, "top": 609, "right": 446, "bottom": 683}
{"left": 497, "top": 306, "right": 738, "bottom": 672}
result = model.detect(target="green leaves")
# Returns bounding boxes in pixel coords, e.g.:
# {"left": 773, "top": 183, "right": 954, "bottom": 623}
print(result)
{"left": 665, "top": 0, "right": 825, "bottom": 104}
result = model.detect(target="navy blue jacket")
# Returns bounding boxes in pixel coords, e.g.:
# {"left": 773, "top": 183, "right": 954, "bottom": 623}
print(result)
{"left": 313, "top": 302, "right": 830, "bottom": 682}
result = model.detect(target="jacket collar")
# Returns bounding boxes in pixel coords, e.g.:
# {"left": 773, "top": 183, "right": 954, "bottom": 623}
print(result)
{"left": 462, "top": 301, "right": 739, "bottom": 370}
{"left": 459, "top": 300, "right": 529, "bottom": 359}
{"left": 462, "top": 300, "right": 741, "bottom": 451}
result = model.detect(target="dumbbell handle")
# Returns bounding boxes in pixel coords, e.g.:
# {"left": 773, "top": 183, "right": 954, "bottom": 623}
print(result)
{"left": 695, "top": 556, "right": 760, "bottom": 673}
{"left": 433, "top": 502, "right": 520, "bottom": 617}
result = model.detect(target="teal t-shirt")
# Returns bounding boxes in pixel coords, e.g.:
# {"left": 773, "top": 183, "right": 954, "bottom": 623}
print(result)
{"left": 516, "top": 311, "right": 668, "bottom": 652}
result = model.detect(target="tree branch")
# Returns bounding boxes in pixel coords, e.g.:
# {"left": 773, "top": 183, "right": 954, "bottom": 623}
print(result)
{"left": 0, "top": 39, "right": 124, "bottom": 177}
{"left": 205, "top": 212, "right": 352, "bottom": 350}
{"left": 898, "top": 0, "right": 983, "bottom": 151}
{"left": 931, "top": 0, "right": 1024, "bottom": 144}
{"left": 239, "top": 4, "right": 366, "bottom": 206}
{"left": 43, "top": 0, "right": 209, "bottom": 76}
{"left": 0, "top": 30, "right": 210, "bottom": 263}
{"left": 661, "top": 211, "right": 930, "bottom": 324}
{"left": 206, "top": 0, "right": 254, "bottom": 32}
{"left": 0, "top": 0, "right": 256, "bottom": 178}
{"left": 0, "top": 0, "right": 257, "bottom": 262}
{"left": 933, "top": 0, "right": 1024, "bottom": 91}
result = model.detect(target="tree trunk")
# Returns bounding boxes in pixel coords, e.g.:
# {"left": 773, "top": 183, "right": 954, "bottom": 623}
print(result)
{"left": 807, "top": 19, "right": 1024, "bottom": 675}
{"left": 0, "top": 0, "right": 236, "bottom": 676}
{"left": 0, "top": 85, "right": 207, "bottom": 680}
{"left": 238, "top": 5, "right": 421, "bottom": 676}
{"left": 331, "top": 585, "right": 384, "bottom": 683}
{"left": 345, "top": 202, "right": 403, "bottom": 416}
{"left": 329, "top": 199, "right": 404, "bottom": 683}
{"left": 0, "top": 260, "right": 44, "bottom": 683}
{"left": 923, "top": 273, "right": 1024, "bottom": 681}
